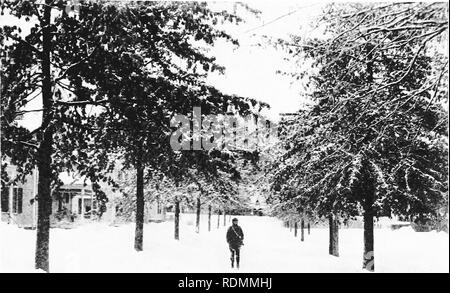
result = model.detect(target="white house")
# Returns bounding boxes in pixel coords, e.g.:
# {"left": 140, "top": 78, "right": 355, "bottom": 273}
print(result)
{"left": 1, "top": 162, "right": 38, "bottom": 228}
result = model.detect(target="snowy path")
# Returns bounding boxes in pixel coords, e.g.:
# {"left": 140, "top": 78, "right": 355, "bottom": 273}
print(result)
{"left": 0, "top": 215, "right": 448, "bottom": 272}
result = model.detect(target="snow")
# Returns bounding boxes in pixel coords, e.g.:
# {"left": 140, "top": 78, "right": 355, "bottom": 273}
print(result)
{"left": 0, "top": 215, "right": 448, "bottom": 273}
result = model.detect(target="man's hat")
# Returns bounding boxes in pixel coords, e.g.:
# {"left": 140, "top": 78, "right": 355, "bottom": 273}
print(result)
{"left": 232, "top": 218, "right": 238, "bottom": 222}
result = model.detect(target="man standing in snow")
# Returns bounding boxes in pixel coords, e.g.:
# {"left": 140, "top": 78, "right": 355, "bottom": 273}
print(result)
{"left": 226, "top": 218, "right": 244, "bottom": 269}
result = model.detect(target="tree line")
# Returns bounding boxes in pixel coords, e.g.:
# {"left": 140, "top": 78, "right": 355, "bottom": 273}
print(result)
{"left": 270, "top": 3, "right": 448, "bottom": 271}
{"left": 1, "top": 0, "right": 262, "bottom": 272}
{"left": 267, "top": 2, "right": 448, "bottom": 272}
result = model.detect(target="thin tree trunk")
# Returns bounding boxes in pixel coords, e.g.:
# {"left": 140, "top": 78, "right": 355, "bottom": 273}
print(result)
{"left": 174, "top": 198, "right": 180, "bottom": 240}
{"left": 289, "top": 221, "right": 292, "bottom": 232}
{"left": 294, "top": 222, "right": 298, "bottom": 237}
{"left": 300, "top": 218, "right": 305, "bottom": 241}
{"left": 134, "top": 162, "right": 144, "bottom": 251}
{"left": 195, "top": 196, "right": 200, "bottom": 233}
{"left": 329, "top": 214, "right": 339, "bottom": 257}
{"left": 217, "top": 210, "right": 220, "bottom": 229}
{"left": 308, "top": 222, "right": 311, "bottom": 235}
{"left": 35, "top": 1, "right": 53, "bottom": 273}
{"left": 363, "top": 209, "right": 375, "bottom": 271}
{"left": 223, "top": 209, "right": 226, "bottom": 226}
{"left": 208, "top": 205, "right": 211, "bottom": 232}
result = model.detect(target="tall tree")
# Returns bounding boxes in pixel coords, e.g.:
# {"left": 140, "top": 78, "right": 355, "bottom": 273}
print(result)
{"left": 271, "top": 2, "right": 448, "bottom": 271}
{"left": 0, "top": 0, "right": 111, "bottom": 272}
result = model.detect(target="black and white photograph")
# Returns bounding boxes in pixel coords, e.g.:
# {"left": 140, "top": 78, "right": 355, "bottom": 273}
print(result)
{"left": 0, "top": 0, "right": 448, "bottom": 277}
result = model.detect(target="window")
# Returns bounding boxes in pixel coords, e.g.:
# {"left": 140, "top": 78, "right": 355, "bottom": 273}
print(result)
{"left": 12, "top": 187, "right": 23, "bottom": 214}
{"left": 1, "top": 185, "right": 9, "bottom": 213}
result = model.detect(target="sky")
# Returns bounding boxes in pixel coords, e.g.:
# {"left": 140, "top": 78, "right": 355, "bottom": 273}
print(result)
{"left": 206, "top": 0, "right": 326, "bottom": 120}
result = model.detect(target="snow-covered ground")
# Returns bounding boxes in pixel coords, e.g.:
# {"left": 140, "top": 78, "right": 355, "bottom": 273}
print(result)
{"left": 0, "top": 215, "right": 448, "bottom": 273}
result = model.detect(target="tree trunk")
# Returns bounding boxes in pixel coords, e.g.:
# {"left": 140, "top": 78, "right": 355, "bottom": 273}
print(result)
{"left": 223, "top": 209, "right": 226, "bottom": 226}
{"left": 195, "top": 196, "right": 201, "bottom": 233}
{"left": 300, "top": 218, "right": 305, "bottom": 242}
{"left": 363, "top": 210, "right": 375, "bottom": 271}
{"left": 134, "top": 162, "right": 144, "bottom": 251}
{"left": 362, "top": 47, "right": 375, "bottom": 272}
{"left": 174, "top": 198, "right": 180, "bottom": 240}
{"left": 328, "top": 214, "right": 339, "bottom": 257}
{"left": 35, "top": 1, "right": 53, "bottom": 273}
{"left": 208, "top": 205, "right": 211, "bottom": 232}
{"left": 217, "top": 210, "right": 220, "bottom": 229}
{"left": 294, "top": 222, "right": 298, "bottom": 237}
{"left": 289, "top": 221, "right": 292, "bottom": 232}
{"left": 35, "top": 129, "right": 53, "bottom": 272}
{"left": 308, "top": 222, "right": 311, "bottom": 235}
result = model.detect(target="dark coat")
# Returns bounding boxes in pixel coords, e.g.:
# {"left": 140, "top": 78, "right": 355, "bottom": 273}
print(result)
{"left": 226, "top": 224, "right": 244, "bottom": 247}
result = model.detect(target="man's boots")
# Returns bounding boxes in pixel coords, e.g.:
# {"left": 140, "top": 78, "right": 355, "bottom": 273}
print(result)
{"left": 236, "top": 257, "right": 240, "bottom": 269}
